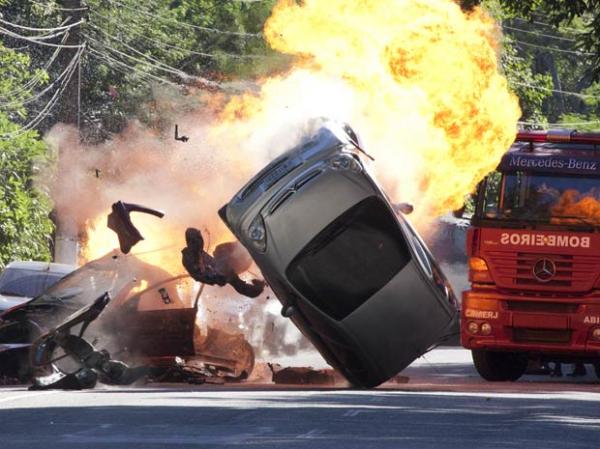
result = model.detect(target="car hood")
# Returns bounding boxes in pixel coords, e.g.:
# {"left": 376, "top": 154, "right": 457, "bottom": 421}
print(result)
{"left": 0, "top": 294, "right": 30, "bottom": 313}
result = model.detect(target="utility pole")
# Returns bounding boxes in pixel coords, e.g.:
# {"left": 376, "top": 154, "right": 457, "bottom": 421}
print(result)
{"left": 54, "top": 0, "right": 85, "bottom": 264}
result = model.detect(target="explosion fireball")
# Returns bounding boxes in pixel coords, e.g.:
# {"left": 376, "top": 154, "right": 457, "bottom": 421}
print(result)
{"left": 48, "top": 0, "right": 520, "bottom": 264}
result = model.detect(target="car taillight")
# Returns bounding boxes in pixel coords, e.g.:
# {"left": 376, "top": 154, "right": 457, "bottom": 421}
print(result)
{"left": 468, "top": 257, "right": 492, "bottom": 283}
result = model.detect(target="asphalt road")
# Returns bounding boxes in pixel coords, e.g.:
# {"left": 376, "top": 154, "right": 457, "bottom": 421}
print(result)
{"left": 1, "top": 348, "right": 599, "bottom": 449}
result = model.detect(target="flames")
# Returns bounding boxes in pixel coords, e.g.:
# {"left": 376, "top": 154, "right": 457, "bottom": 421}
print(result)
{"left": 552, "top": 189, "right": 600, "bottom": 224}
{"left": 68, "top": 0, "right": 520, "bottom": 263}
{"left": 221, "top": 0, "right": 521, "bottom": 221}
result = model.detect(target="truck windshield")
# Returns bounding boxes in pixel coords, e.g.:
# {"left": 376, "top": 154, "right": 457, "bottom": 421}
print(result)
{"left": 481, "top": 172, "right": 600, "bottom": 225}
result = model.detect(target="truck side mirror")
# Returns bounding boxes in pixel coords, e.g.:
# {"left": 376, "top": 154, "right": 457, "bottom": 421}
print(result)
{"left": 452, "top": 205, "right": 466, "bottom": 219}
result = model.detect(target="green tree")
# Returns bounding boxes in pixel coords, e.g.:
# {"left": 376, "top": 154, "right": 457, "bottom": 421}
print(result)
{"left": 0, "top": 42, "right": 54, "bottom": 268}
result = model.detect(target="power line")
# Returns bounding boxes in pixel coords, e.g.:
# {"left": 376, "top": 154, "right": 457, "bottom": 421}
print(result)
{"left": 0, "top": 45, "right": 82, "bottom": 108}
{"left": 513, "top": 17, "right": 581, "bottom": 34}
{"left": 1, "top": 45, "right": 84, "bottom": 139}
{"left": 85, "top": 33, "right": 221, "bottom": 89}
{"left": 0, "top": 16, "right": 85, "bottom": 32}
{"left": 89, "top": 10, "right": 275, "bottom": 60}
{"left": 512, "top": 81, "right": 597, "bottom": 100}
{"left": 0, "top": 32, "right": 67, "bottom": 101}
{"left": 30, "top": 0, "right": 89, "bottom": 12}
{"left": 109, "top": 0, "right": 262, "bottom": 39}
{"left": 87, "top": 47, "right": 181, "bottom": 87}
{"left": 0, "top": 26, "right": 84, "bottom": 48}
{"left": 514, "top": 39, "right": 594, "bottom": 57}
{"left": 502, "top": 25, "right": 576, "bottom": 43}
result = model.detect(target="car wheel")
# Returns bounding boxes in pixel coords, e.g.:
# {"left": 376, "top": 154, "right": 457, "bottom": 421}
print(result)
{"left": 472, "top": 349, "right": 527, "bottom": 382}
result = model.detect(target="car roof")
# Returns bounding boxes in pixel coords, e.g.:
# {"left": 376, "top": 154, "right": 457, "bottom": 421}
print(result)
{"left": 4, "top": 261, "right": 77, "bottom": 275}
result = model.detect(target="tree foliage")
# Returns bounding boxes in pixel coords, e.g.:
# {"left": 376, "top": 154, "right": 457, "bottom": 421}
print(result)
{"left": 0, "top": 43, "right": 54, "bottom": 269}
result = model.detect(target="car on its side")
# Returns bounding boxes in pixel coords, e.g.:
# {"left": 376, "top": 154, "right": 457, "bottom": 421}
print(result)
{"left": 220, "top": 120, "right": 458, "bottom": 388}
{"left": 0, "top": 261, "right": 77, "bottom": 313}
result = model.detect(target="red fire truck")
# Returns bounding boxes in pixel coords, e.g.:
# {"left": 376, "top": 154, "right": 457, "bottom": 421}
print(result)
{"left": 461, "top": 129, "right": 600, "bottom": 381}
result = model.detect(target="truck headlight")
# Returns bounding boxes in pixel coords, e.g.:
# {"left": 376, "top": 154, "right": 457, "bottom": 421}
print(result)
{"left": 248, "top": 215, "right": 266, "bottom": 252}
{"left": 329, "top": 154, "right": 361, "bottom": 173}
{"left": 480, "top": 322, "right": 492, "bottom": 335}
{"left": 467, "top": 321, "right": 479, "bottom": 334}
{"left": 591, "top": 328, "right": 600, "bottom": 341}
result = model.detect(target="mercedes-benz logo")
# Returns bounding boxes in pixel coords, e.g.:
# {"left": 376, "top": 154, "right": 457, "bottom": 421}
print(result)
{"left": 533, "top": 258, "right": 556, "bottom": 283}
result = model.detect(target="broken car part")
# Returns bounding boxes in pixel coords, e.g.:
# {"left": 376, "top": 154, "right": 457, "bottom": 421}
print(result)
{"left": 220, "top": 119, "right": 458, "bottom": 388}
{"left": 30, "top": 293, "right": 148, "bottom": 390}
{"left": 181, "top": 227, "right": 265, "bottom": 298}
{"left": 107, "top": 201, "right": 165, "bottom": 254}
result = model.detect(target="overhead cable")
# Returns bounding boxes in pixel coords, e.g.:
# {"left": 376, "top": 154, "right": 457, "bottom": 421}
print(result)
{"left": 87, "top": 47, "right": 181, "bottom": 87}
{"left": 86, "top": 33, "right": 220, "bottom": 89}
{"left": 109, "top": 0, "right": 262, "bottom": 38}
{"left": 0, "top": 45, "right": 81, "bottom": 108}
{"left": 512, "top": 81, "right": 597, "bottom": 100}
{"left": 502, "top": 25, "right": 576, "bottom": 43}
{"left": 514, "top": 39, "right": 594, "bottom": 57}
{"left": 89, "top": 10, "right": 274, "bottom": 60}
{"left": 0, "top": 32, "right": 67, "bottom": 101}
{"left": 0, "top": 26, "right": 84, "bottom": 48}
{"left": 0, "top": 17, "right": 85, "bottom": 32}
{"left": 30, "top": 0, "right": 89, "bottom": 12}
{"left": 1, "top": 45, "right": 84, "bottom": 139}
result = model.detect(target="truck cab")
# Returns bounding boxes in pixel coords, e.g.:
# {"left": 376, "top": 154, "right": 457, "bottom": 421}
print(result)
{"left": 462, "top": 129, "right": 600, "bottom": 381}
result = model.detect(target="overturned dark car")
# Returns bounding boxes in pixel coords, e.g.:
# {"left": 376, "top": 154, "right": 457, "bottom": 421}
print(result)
{"left": 0, "top": 248, "right": 254, "bottom": 386}
{"left": 220, "top": 120, "right": 458, "bottom": 388}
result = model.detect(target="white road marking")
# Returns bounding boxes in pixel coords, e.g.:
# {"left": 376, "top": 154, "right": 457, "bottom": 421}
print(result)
{"left": 0, "top": 391, "right": 57, "bottom": 406}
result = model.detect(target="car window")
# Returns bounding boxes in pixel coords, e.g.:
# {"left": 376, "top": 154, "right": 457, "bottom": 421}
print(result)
{"left": 287, "top": 196, "right": 411, "bottom": 320}
{"left": 0, "top": 269, "right": 65, "bottom": 298}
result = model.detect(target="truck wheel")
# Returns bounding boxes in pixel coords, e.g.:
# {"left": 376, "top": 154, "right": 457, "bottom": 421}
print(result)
{"left": 472, "top": 349, "right": 527, "bottom": 381}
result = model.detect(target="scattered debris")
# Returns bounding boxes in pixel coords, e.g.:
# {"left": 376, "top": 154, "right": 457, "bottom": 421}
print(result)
{"left": 174, "top": 124, "right": 189, "bottom": 142}
{"left": 107, "top": 201, "right": 164, "bottom": 253}
{"left": 181, "top": 227, "right": 265, "bottom": 298}
{"left": 30, "top": 293, "right": 148, "bottom": 390}
{"left": 268, "top": 363, "right": 337, "bottom": 385}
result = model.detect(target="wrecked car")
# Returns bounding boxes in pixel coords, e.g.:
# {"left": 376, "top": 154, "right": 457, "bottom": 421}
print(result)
{"left": 0, "top": 261, "right": 76, "bottom": 313}
{"left": 220, "top": 120, "right": 458, "bottom": 388}
{"left": 0, "top": 248, "right": 254, "bottom": 385}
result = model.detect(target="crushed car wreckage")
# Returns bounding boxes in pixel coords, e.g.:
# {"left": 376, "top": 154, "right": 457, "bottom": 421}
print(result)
{"left": 220, "top": 119, "right": 459, "bottom": 388}
{"left": 0, "top": 203, "right": 258, "bottom": 388}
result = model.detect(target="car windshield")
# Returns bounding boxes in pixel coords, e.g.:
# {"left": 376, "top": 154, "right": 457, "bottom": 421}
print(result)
{"left": 287, "top": 196, "right": 411, "bottom": 320}
{"left": 0, "top": 269, "right": 66, "bottom": 298}
{"left": 481, "top": 172, "right": 600, "bottom": 226}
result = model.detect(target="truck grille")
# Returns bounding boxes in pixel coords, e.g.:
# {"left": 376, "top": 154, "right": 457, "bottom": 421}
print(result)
{"left": 505, "top": 301, "right": 578, "bottom": 313}
{"left": 512, "top": 328, "right": 571, "bottom": 344}
{"left": 486, "top": 251, "right": 600, "bottom": 292}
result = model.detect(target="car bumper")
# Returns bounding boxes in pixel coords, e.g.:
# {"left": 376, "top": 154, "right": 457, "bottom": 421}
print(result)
{"left": 461, "top": 289, "right": 600, "bottom": 357}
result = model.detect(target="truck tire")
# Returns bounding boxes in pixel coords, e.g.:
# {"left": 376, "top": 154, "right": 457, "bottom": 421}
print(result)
{"left": 472, "top": 349, "right": 527, "bottom": 381}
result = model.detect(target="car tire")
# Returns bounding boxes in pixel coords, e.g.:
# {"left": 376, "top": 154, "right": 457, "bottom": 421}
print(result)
{"left": 472, "top": 349, "right": 527, "bottom": 382}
